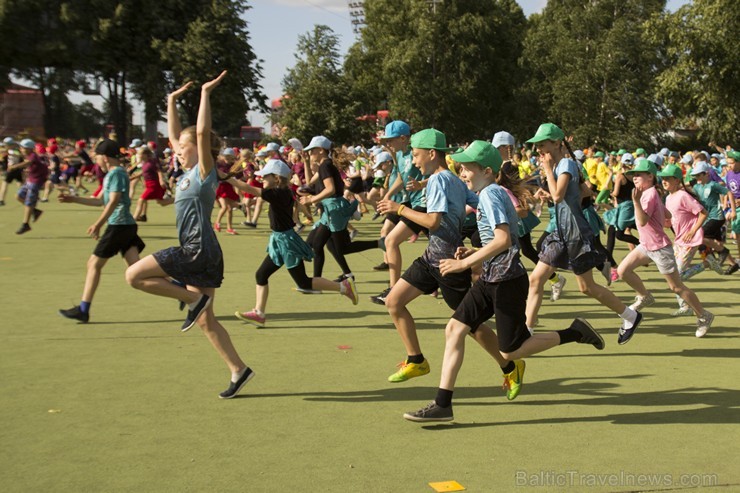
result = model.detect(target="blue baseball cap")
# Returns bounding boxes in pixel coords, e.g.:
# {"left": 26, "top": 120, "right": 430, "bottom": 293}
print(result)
{"left": 381, "top": 120, "right": 410, "bottom": 140}
{"left": 304, "top": 136, "right": 332, "bottom": 151}
{"left": 647, "top": 153, "right": 664, "bottom": 167}
{"left": 573, "top": 150, "right": 585, "bottom": 162}
{"left": 491, "top": 131, "right": 515, "bottom": 147}
{"left": 266, "top": 142, "right": 280, "bottom": 152}
{"left": 19, "top": 138, "right": 35, "bottom": 149}
{"left": 681, "top": 153, "right": 693, "bottom": 164}
{"left": 3, "top": 137, "right": 17, "bottom": 146}
{"left": 690, "top": 161, "right": 711, "bottom": 175}
{"left": 256, "top": 159, "right": 291, "bottom": 178}
{"left": 373, "top": 151, "right": 393, "bottom": 169}
{"left": 659, "top": 147, "right": 669, "bottom": 156}
{"left": 222, "top": 148, "right": 236, "bottom": 157}
{"left": 129, "top": 138, "right": 142, "bottom": 148}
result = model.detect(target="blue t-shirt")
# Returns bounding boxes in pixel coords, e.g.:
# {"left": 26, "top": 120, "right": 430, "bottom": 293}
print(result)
{"left": 477, "top": 184, "right": 527, "bottom": 283}
{"left": 174, "top": 165, "right": 219, "bottom": 254}
{"left": 104, "top": 166, "right": 135, "bottom": 226}
{"left": 423, "top": 169, "right": 478, "bottom": 267}
{"left": 395, "top": 149, "right": 426, "bottom": 207}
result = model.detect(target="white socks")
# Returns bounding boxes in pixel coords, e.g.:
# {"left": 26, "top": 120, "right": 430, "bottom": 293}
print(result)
{"left": 620, "top": 308, "right": 638, "bottom": 328}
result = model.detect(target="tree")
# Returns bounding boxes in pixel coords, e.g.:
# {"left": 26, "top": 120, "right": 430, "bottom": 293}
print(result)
{"left": 280, "top": 25, "right": 365, "bottom": 144}
{"left": 157, "top": 0, "right": 267, "bottom": 136}
{"left": 344, "top": 0, "right": 528, "bottom": 143}
{"left": 521, "top": 0, "right": 666, "bottom": 149}
{"left": 648, "top": 0, "right": 740, "bottom": 143}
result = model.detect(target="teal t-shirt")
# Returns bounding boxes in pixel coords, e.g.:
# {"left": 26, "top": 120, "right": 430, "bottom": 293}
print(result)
{"left": 693, "top": 181, "right": 728, "bottom": 221}
{"left": 104, "top": 166, "right": 135, "bottom": 225}
{"left": 395, "top": 149, "right": 426, "bottom": 207}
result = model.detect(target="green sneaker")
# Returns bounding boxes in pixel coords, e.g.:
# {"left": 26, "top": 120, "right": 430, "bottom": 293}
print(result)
{"left": 503, "top": 360, "right": 525, "bottom": 400}
{"left": 388, "top": 359, "right": 430, "bottom": 383}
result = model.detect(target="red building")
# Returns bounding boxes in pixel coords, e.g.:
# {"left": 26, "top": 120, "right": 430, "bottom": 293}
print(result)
{"left": 0, "top": 83, "right": 45, "bottom": 138}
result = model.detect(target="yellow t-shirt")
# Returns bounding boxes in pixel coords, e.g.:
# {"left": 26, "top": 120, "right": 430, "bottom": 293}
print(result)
{"left": 518, "top": 160, "right": 533, "bottom": 179}
{"left": 595, "top": 161, "right": 612, "bottom": 190}
{"left": 583, "top": 158, "right": 599, "bottom": 185}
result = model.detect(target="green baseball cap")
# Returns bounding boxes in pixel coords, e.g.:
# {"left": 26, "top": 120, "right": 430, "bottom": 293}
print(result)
{"left": 657, "top": 164, "right": 683, "bottom": 180}
{"left": 526, "top": 123, "right": 565, "bottom": 143}
{"left": 610, "top": 151, "right": 617, "bottom": 156}
{"left": 594, "top": 151, "right": 605, "bottom": 158}
{"left": 450, "top": 140, "right": 503, "bottom": 172}
{"left": 409, "top": 128, "right": 457, "bottom": 152}
{"left": 617, "top": 149, "right": 627, "bottom": 156}
{"left": 726, "top": 150, "right": 740, "bottom": 160}
{"left": 626, "top": 158, "right": 657, "bottom": 175}
{"left": 635, "top": 148, "right": 646, "bottom": 156}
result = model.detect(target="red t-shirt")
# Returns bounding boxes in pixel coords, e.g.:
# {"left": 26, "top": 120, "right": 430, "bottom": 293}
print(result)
{"left": 26, "top": 152, "right": 49, "bottom": 185}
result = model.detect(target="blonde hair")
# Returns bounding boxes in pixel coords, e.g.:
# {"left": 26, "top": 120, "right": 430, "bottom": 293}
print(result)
{"left": 180, "top": 125, "right": 221, "bottom": 161}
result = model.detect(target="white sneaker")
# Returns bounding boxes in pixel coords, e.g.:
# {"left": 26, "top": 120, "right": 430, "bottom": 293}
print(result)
{"left": 629, "top": 293, "right": 655, "bottom": 312}
{"left": 671, "top": 305, "right": 694, "bottom": 317}
{"left": 696, "top": 311, "right": 714, "bottom": 338}
{"left": 550, "top": 276, "right": 566, "bottom": 302}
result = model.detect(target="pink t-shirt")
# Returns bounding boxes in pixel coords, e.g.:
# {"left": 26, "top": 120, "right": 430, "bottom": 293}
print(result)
{"left": 637, "top": 187, "right": 671, "bottom": 251}
{"left": 665, "top": 190, "right": 705, "bottom": 247}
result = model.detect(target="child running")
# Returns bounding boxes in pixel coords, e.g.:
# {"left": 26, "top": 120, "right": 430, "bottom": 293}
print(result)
{"left": 227, "top": 159, "right": 359, "bottom": 327}
{"left": 125, "top": 72, "right": 254, "bottom": 399}
{"left": 617, "top": 160, "right": 714, "bottom": 337}
{"left": 8, "top": 138, "right": 47, "bottom": 234}
{"left": 524, "top": 124, "right": 642, "bottom": 345}
{"left": 58, "top": 138, "right": 145, "bottom": 323}
{"left": 403, "top": 141, "right": 604, "bottom": 422}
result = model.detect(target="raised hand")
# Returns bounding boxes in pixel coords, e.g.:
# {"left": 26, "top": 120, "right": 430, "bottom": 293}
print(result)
{"left": 202, "top": 70, "right": 228, "bottom": 93}
{"left": 169, "top": 81, "right": 193, "bottom": 100}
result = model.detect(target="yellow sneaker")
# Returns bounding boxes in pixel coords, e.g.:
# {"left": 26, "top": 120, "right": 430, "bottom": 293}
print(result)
{"left": 388, "top": 359, "right": 430, "bottom": 383}
{"left": 503, "top": 360, "right": 525, "bottom": 400}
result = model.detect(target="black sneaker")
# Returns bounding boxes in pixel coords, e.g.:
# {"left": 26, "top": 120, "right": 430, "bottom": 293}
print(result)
{"left": 725, "top": 263, "right": 739, "bottom": 275}
{"left": 15, "top": 223, "right": 31, "bottom": 235}
{"left": 219, "top": 367, "right": 255, "bottom": 399}
{"left": 333, "top": 273, "right": 354, "bottom": 283}
{"left": 618, "top": 311, "right": 642, "bottom": 345}
{"left": 570, "top": 317, "right": 604, "bottom": 350}
{"left": 371, "top": 211, "right": 381, "bottom": 221}
{"left": 32, "top": 208, "right": 43, "bottom": 222}
{"left": 373, "top": 262, "right": 390, "bottom": 271}
{"left": 140, "top": 214, "right": 147, "bottom": 222}
{"left": 370, "top": 286, "right": 392, "bottom": 306}
{"left": 59, "top": 305, "right": 89, "bottom": 323}
{"left": 0, "top": 200, "right": 5, "bottom": 206}
{"left": 403, "top": 401, "right": 453, "bottom": 422}
{"left": 243, "top": 221, "right": 257, "bottom": 228}
{"left": 181, "top": 294, "right": 211, "bottom": 332}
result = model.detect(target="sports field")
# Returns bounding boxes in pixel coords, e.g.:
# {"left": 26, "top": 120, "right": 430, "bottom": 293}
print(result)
{"left": 1, "top": 200, "right": 738, "bottom": 492}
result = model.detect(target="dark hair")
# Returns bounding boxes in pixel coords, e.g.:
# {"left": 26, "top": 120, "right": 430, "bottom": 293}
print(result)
{"left": 498, "top": 161, "right": 534, "bottom": 205}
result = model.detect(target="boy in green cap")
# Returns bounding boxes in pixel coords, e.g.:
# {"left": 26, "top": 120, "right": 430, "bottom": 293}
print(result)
{"left": 376, "top": 129, "right": 479, "bottom": 383}
{"left": 403, "top": 141, "right": 604, "bottom": 422}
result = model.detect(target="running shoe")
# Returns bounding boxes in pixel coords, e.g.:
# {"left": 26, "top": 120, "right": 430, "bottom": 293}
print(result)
{"left": 570, "top": 318, "right": 605, "bottom": 350}
{"left": 550, "top": 276, "right": 566, "bottom": 302}
{"left": 370, "top": 286, "right": 392, "bottom": 305}
{"left": 502, "top": 360, "right": 525, "bottom": 400}
{"left": 373, "top": 262, "right": 390, "bottom": 271}
{"left": 629, "top": 292, "right": 655, "bottom": 312}
{"left": 16, "top": 223, "right": 31, "bottom": 235}
{"left": 695, "top": 311, "right": 714, "bottom": 338}
{"left": 225, "top": 228, "right": 238, "bottom": 235}
{"left": 371, "top": 211, "right": 381, "bottom": 221}
{"left": 334, "top": 273, "right": 354, "bottom": 283}
{"left": 341, "top": 277, "right": 359, "bottom": 305}
{"left": 32, "top": 208, "right": 43, "bottom": 222}
{"left": 705, "top": 255, "right": 724, "bottom": 274}
{"left": 139, "top": 215, "right": 147, "bottom": 222}
{"left": 213, "top": 223, "right": 221, "bottom": 232}
{"left": 725, "top": 263, "right": 739, "bottom": 275}
{"left": 59, "top": 305, "right": 89, "bottom": 323}
{"left": 671, "top": 305, "right": 694, "bottom": 317}
{"left": 403, "top": 401, "right": 453, "bottom": 422}
{"left": 234, "top": 310, "right": 266, "bottom": 327}
{"left": 218, "top": 367, "right": 255, "bottom": 399}
{"left": 618, "top": 311, "right": 642, "bottom": 345}
{"left": 181, "top": 294, "right": 211, "bottom": 332}
{"left": 349, "top": 229, "right": 359, "bottom": 240}
{"left": 242, "top": 221, "right": 257, "bottom": 228}
{"left": 388, "top": 359, "right": 430, "bottom": 383}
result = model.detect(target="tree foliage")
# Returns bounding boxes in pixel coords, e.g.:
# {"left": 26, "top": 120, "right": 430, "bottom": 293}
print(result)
{"left": 280, "top": 25, "right": 366, "bottom": 145}
{"left": 648, "top": 0, "right": 740, "bottom": 143}
{"left": 521, "top": 0, "right": 666, "bottom": 149}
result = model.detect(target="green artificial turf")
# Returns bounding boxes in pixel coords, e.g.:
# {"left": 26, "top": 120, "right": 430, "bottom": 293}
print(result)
{"left": 1, "top": 196, "right": 738, "bottom": 492}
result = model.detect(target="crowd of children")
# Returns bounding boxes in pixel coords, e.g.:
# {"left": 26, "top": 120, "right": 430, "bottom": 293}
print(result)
{"left": 3, "top": 105, "right": 738, "bottom": 414}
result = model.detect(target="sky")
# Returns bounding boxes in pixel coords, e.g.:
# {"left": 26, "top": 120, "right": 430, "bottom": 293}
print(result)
{"left": 67, "top": 0, "right": 690, "bottom": 135}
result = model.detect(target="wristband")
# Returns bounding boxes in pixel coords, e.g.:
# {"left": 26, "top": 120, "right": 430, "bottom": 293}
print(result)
{"left": 397, "top": 205, "right": 405, "bottom": 216}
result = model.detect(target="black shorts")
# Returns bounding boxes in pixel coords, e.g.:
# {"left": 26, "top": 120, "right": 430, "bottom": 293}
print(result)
{"left": 348, "top": 177, "right": 364, "bottom": 194}
{"left": 702, "top": 218, "right": 725, "bottom": 241}
{"left": 400, "top": 205, "right": 429, "bottom": 235}
{"left": 401, "top": 256, "right": 471, "bottom": 310}
{"left": 5, "top": 168, "right": 23, "bottom": 184}
{"left": 452, "top": 275, "right": 531, "bottom": 353}
{"left": 93, "top": 224, "right": 146, "bottom": 259}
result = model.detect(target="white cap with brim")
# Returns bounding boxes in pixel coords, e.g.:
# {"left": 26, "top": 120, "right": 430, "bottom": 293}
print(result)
{"left": 266, "top": 142, "right": 280, "bottom": 152}
{"left": 681, "top": 154, "right": 693, "bottom": 164}
{"left": 256, "top": 150, "right": 268, "bottom": 157}
{"left": 3, "top": 137, "right": 17, "bottom": 146}
{"left": 19, "top": 138, "right": 35, "bottom": 149}
{"left": 129, "top": 138, "right": 142, "bottom": 148}
{"left": 304, "top": 136, "right": 332, "bottom": 151}
{"left": 255, "top": 159, "right": 291, "bottom": 178}
{"left": 288, "top": 138, "right": 303, "bottom": 152}
{"left": 491, "top": 131, "right": 515, "bottom": 147}
{"left": 621, "top": 153, "right": 634, "bottom": 164}
{"left": 222, "top": 148, "right": 236, "bottom": 157}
